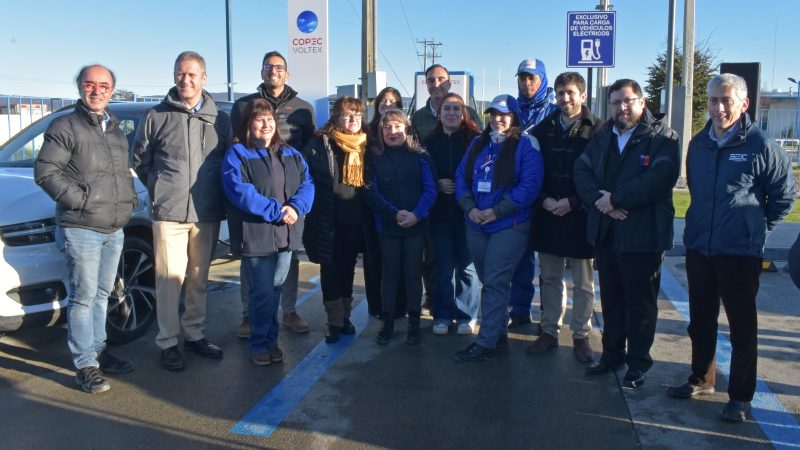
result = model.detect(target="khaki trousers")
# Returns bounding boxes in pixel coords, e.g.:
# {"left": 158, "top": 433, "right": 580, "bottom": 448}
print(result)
{"left": 538, "top": 252, "right": 595, "bottom": 339}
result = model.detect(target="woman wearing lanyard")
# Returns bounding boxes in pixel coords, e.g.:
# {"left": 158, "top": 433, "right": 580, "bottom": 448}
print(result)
{"left": 454, "top": 94, "right": 543, "bottom": 361}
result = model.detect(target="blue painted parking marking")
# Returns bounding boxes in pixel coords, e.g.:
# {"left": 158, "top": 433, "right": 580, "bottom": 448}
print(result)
{"left": 661, "top": 268, "right": 800, "bottom": 449}
{"left": 229, "top": 296, "right": 369, "bottom": 438}
{"left": 295, "top": 275, "right": 320, "bottom": 307}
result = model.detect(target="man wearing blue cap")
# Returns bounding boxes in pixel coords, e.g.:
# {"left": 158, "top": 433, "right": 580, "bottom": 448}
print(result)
{"left": 508, "top": 58, "right": 559, "bottom": 330}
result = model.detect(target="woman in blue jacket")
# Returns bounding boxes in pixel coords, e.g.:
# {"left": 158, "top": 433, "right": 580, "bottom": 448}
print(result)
{"left": 363, "top": 109, "right": 436, "bottom": 346}
{"left": 454, "top": 94, "right": 543, "bottom": 362}
{"left": 222, "top": 99, "right": 314, "bottom": 366}
{"left": 423, "top": 93, "right": 481, "bottom": 336}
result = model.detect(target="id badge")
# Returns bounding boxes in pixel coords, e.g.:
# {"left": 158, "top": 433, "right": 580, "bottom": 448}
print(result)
{"left": 477, "top": 181, "right": 492, "bottom": 193}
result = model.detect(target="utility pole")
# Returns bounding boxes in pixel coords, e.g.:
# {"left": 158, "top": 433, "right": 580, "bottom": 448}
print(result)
{"left": 417, "top": 39, "right": 441, "bottom": 70}
{"left": 225, "top": 0, "right": 234, "bottom": 102}
{"left": 665, "top": 0, "right": 676, "bottom": 127}
{"left": 680, "top": 0, "right": 695, "bottom": 177}
{"left": 361, "top": 0, "right": 377, "bottom": 105}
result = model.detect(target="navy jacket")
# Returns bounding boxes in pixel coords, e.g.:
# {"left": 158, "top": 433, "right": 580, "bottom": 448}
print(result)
{"left": 363, "top": 145, "right": 436, "bottom": 236}
{"left": 423, "top": 128, "right": 479, "bottom": 223}
{"left": 222, "top": 142, "right": 314, "bottom": 257}
{"left": 574, "top": 109, "right": 680, "bottom": 253}
{"left": 684, "top": 114, "right": 796, "bottom": 257}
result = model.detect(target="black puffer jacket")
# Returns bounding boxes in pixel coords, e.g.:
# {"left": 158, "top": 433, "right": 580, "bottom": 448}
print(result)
{"left": 35, "top": 100, "right": 136, "bottom": 232}
{"left": 531, "top": 107, "right": 601, "bottom": 258}
{"left": 574, "top": 109, "right": 680, "bottom": 253}
{"left": 231, "top": 84, "right": 316, "bottom": 151}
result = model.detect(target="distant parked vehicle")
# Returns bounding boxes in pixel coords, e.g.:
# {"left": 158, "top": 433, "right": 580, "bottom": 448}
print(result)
{"left": 0, "top": 101, "right": 232, "bottom": 343}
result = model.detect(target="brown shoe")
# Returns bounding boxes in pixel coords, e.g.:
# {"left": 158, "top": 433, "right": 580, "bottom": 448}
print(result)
{"left": 251, "top": 351, "right": 271, "bottom": 366}
{"left": 573, "top": 338, "right": 595, "bottom": 363}
{"left": 268, "top": 347, "right": 284, "bottom": 363}
{"left": 282, "top": 312, "right": 310, "bottom": 333}
{"left": 237, "top": 318, "right": 250, "bottom": 339}
{"left": 526, "top": 333, "right": 558, "bottom": 354}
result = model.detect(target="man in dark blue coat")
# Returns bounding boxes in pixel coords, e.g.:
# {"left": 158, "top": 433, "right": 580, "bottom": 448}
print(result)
{"left": 667, "top": 73, "right": 795, "bottom": 423}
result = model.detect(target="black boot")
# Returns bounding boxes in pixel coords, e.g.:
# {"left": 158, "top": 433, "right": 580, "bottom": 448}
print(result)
{"left": 407, "top": 313, "right": 421, "bottom": 345}
{"left": 341, "top": 297, "right": 356, "bottom": 335}
{"left": 324, "top": 299, "right": 345, "bottom": 344}
{"left": 376, "top": 314, "right": 394, "bottom": 345}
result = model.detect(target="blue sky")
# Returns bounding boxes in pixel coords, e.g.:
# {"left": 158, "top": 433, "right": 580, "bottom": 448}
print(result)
{"left": 2, "top": 0, "right": 799, "bottom": 101}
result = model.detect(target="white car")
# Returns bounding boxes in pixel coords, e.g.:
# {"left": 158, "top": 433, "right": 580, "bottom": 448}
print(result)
{"left": 0, "top": 102, "right": 231, "bottom": 343}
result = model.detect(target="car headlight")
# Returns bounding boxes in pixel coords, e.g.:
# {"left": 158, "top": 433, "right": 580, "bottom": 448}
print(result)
{"left": 0, "top": 218, "right": 56, "bottom": 246}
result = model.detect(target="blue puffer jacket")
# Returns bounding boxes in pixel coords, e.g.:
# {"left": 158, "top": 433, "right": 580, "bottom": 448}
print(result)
{"left": 455, "top": 132, "right": 543, "bottom": 234}
{"left": 683, "top": 114, "right": 796, "bottom": 257}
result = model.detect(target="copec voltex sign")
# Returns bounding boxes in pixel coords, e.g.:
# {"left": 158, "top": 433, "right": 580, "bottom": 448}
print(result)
{"left": 292, "top": 10, "right": 324, "bottom": 54}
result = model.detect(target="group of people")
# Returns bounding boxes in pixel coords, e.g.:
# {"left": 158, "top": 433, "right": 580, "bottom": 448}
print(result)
{"left": 34, "top": 49, "right": 796, "bottom": 425}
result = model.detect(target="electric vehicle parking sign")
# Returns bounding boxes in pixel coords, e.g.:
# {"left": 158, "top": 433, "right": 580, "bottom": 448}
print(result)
{"left": 567, "top": 11, "right": 615, "bottom": 68}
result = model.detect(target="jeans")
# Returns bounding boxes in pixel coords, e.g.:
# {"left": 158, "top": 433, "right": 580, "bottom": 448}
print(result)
{"left": 56, "top": 227, "right": 124, "bottom": 369}
{"left": 431, "top": 221, "right": 472, "bottom": 323}
{"left": 467, "top": 222, "right": 529, "bottom": 348}
{"left": 241, "top": 252, "right": 299, "bottom": 320}
{"left": 509, "top": 248, "right": 536, "bottom": 316}
{"left": 242, "top": 251, "right": 292, "bottom": 354}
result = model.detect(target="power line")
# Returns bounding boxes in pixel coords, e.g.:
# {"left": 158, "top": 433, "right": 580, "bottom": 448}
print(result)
{"left": 398, "top": 0, "right": 424, "bottom": 70}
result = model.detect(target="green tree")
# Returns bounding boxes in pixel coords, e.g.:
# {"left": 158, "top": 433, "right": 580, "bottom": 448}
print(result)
{"left": 644, "top": 40, "right": 718, "bottom": 136}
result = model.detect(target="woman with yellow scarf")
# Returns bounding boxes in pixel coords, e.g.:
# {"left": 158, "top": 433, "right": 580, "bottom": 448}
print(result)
{"left": 301, "top": 97, "right": 371, "bottom": 343}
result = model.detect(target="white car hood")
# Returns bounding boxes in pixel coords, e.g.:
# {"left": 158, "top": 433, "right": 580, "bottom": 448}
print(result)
{"left": 0, "top": 167, "right": 55, "bottom": 227}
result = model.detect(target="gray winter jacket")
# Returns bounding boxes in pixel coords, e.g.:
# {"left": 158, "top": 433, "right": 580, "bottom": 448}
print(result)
{"left": 684, "top": 114, "right": 796, "bottom": 257}
{"left": 132, "top": 89, "right": 231, "bottom": 222}
{"left": 35, "top": 100, "right": 136, "bottom": 232}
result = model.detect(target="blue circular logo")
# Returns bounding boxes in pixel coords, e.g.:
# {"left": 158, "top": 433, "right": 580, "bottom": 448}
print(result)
{"left": 297, "top": 11, "right": 318, "bottom": 33}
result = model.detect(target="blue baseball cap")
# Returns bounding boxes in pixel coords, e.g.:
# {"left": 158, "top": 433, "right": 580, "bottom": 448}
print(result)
{"left": 516, "top": 57, "right": 547, "bottom": 78}
{"left": 486, "top": 94, "right": 520, "bottom": 115}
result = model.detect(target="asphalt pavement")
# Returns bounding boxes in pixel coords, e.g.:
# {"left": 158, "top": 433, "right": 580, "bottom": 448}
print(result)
{"left": 0, "top": 219, "right": 798, "bottom": 449}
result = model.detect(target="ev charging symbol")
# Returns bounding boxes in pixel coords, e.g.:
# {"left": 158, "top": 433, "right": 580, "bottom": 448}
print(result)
{"left": 580, "top": 39, "right": 602, "bottom": 62}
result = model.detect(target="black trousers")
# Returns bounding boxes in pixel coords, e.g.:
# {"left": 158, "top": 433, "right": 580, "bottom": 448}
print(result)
{"left": 320, "top": 223, "right": 364, "bottom": 302}
{"left": 379, "top": 232, "right": 425, "bottom": 317}
{"left": 595, "top": 242, "right": 663, "bottom": 372}
{"left": 686, "top": 250, "right": 761, "bottom": 402}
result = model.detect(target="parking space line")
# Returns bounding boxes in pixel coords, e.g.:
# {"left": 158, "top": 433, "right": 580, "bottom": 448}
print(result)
{"left": 661, "top": 267, "right": 800, "bottom": 449}
{"left": 229, "top": 296, "right": 368, "bottom": 438}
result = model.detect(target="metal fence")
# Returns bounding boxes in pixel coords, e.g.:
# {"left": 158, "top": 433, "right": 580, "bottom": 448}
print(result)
{"left": 0, "top": 95, "right": 160, "bottom": 145}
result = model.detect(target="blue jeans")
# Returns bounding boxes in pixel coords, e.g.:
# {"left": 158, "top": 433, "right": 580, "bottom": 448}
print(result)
{"left": 466, "top": 222, "right": 529, "bottom": 348}
{"left": 509, "top": 248, "right": 536, "bottom": 316}
{"left": 56, "top": 227, "right": 124, "bottom": 369}
{"left": 242, "top": 251, "right": 292, "bottom": 354}
{"left": 431, "top": 221, "right": 472, "bottom": 323}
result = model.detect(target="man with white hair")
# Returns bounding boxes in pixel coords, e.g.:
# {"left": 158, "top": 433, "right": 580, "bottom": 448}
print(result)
{"left": 667, "top": 73, "right": 795, "bottom": 422}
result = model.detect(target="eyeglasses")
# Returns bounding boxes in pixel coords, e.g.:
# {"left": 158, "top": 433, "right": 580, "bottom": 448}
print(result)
{"left": 609, "top": 97, "right": 641, "bottom": 108}
{"left": 343, "top": 113, "right": 363, "bottom": 121}
{"left": 262, "top": 64, "right": 286, "bottom": 73}
{"left": 81, "top": 82, "right": 112, "bottom": 94}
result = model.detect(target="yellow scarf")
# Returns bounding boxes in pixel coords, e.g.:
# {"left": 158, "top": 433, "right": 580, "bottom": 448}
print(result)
{"left": 330, "top": 130, "right": 367, "bottom": 187}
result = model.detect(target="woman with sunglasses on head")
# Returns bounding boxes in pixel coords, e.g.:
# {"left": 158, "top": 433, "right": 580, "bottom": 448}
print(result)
{"left": 363, "top": 109, "right": 436, "bottom": 346}
{"left": 222, "top": 98, "right": 314, "bottom": 366}
{"left": 301, "top": 96, "right": 374, "bottom": 344}
{"left": 422, "top": 93, "right": 481, "bottom": 336}
{"left": 454, "top": 94, "right": 543, "bottom": 362}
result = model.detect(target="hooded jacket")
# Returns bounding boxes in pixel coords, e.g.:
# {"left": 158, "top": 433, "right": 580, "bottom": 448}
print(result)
{"left": 573, "top": 109, "right": 680, "bottom": 253}
{"left": 132, "top": 89, "right": 231, "bottom": 222}
{"left": 231, "top": 84, "right": 316, "bottom": 151}
{"left": 35, "top": 100, "right": 136, "bottom": 232}
{"left": 518, "top": 86, "right": 559, "bottom": 133}
{"left": 683, "top": 114, "right": 796, "bottom": 257}
{"left": 531, "top": 106, "right": 602, "bottom": 258}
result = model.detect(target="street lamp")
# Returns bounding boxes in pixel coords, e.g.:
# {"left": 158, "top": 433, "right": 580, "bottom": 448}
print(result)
{"left": 789, "top": 77, "right": 800, "bottom": 164}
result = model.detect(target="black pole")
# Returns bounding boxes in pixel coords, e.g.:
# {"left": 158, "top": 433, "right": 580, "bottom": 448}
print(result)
{"left": 226, "top": 0, "right": 234, "bottom": 102}
{"left": 587, "top": 68, "right": 593, "bottom": 111}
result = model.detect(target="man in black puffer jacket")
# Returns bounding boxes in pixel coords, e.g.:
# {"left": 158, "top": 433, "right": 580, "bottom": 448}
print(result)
{"left": 35, "top": 64, "right": 136, "bottom": 393}
{"left": 574, "top": 79, "right": 680, "bottom": 390}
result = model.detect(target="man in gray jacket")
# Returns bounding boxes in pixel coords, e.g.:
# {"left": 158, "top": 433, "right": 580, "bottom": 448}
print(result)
{"left": 667, "top": 73, "right": 795, "bottom": 422}
{"left": 132, "top": 51, "right": 231, "bottom": 371}
{"left": 35, "top": 64, "right": 135, "bottom": 393}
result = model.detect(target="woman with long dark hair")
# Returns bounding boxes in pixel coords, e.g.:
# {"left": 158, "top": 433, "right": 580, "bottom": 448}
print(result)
{"left": 363, "top": 109, "right": 436, "bottom": 345}
{"left": 423, "top": 93, "right": 480, "bottom": 336}
{"left": 368, "top": 87, "right": 403, "bottom": 137}
{"left": 302, "top": 96, "right": 372, "bottom": 343}
{"left": 222, "top": 98, "right": 314, "bottom": 366}
{"left": 454, "top": 95, "right": 543, "bottom": 361}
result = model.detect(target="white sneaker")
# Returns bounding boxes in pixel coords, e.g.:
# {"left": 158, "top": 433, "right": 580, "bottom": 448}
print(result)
{"left": 456, "top": 322, "right": 473, "bottom": 335}
{"left": 432, "top": 322, "right": 449, "bottom": 335}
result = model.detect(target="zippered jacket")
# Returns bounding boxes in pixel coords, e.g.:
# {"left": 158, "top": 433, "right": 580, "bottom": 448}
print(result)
{"left": 132, "top": 89, "right": 231, "bottom": 223}
{"left": 35, "top": 100, "right": 135, "bottom": 232}
{"left": 684, "top": 114, "right": 796, "bottom": 257}
{"left": 423, "top": 128, "right": 479, "bottom": 223}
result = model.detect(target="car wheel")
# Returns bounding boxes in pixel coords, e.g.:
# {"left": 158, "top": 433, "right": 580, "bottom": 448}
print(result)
{"left": 107, "top": 235, "right": 156, "bottom": 343}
